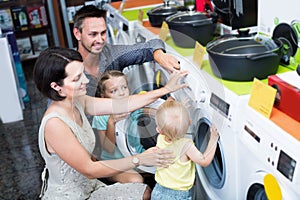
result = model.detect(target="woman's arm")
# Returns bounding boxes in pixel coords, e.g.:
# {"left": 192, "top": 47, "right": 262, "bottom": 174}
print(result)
{"left": 44, "top": 118, "right": 174, "bottom": 179}
{"left": 83, "top": 70, "right": 188, "bottom": 116}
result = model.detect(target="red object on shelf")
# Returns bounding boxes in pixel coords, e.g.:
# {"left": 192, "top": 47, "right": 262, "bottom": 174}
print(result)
{"left": 196, "top": 0, "right": 214, "bottom": 12}
{"left": 268, "top": 74, "right": 300, "bottom": 123}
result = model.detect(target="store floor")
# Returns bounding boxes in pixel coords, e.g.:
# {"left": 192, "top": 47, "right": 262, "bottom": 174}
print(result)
{"left": 0, "top": 61, "right": 156, "bottom": 199}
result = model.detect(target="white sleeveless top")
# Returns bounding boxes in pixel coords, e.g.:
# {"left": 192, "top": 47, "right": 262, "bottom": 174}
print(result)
{"left": 38, "top": 101, "right": 146, "bottom": 200}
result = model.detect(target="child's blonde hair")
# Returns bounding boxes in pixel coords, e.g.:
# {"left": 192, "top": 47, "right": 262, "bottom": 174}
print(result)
{"left": 155, "top": 100, "right": 190, "bottom": 141}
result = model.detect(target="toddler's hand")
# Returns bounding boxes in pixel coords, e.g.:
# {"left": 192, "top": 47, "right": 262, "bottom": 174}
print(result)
{"left": 210, "top": 124, "right": 219, "bottom": 141}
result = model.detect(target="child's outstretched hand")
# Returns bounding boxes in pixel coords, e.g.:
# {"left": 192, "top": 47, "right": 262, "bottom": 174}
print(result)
{"left": 210, "top": 124, "right": 220, "bottom": 141}
{"left": 164, "top": 71, "right": 189, "bottom": 93}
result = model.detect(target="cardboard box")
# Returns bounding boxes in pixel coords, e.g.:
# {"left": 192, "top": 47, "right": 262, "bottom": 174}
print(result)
{"left": 268, "top": 74, "right": 300, "bottom": 123}
{"left": 31, "top": 34, "right": 48, "bottom": 54}
{"left": 0, "top": 9, "right": 13, "bottom": 30}
{"left": 27, "top": 5, "right": 48, "bottom": 28}
{"left": 67, "top": 6, "right": 75, "bottom": 23}
{"left": 10, "top": 6, "right": 29, "bottom": 31}
{"left": 16, "top": 37, "right": 33, "bottom": 60}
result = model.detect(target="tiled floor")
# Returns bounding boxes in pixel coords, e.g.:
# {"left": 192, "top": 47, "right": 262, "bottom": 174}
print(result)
{"left": 0, "top": 61, "right": 46, "bottom": 200}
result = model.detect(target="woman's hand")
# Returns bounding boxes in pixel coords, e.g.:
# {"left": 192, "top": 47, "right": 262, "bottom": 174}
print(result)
{"left": 164, "top": 71, "right": 189, "bottom": 93}
{"left": 138, "top": 147, "right": 175, "bottom": 168}
{"left": 109, "top": 112, "right": 130, "bottom": 123}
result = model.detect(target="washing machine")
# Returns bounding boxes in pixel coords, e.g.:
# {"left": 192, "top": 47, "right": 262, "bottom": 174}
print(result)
{"left": 115, "top": 48, "right": 206, "bottom": 174}
{"left": 192, "top": 69, "right": 250, "bottom": 200}
{"left": 236, "top": 105, "right": 300, "bottom": 200}
{"left": 110, "top": 21, "right": 182, "bottom": 173}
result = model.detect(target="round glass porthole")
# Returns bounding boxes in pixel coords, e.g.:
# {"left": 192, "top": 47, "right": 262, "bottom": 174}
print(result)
{"left": 194, "top": 117, "right": 225, "bottom": 189}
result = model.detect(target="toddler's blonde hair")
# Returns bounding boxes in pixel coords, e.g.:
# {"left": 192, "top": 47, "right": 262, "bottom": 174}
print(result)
{"left": 155, "top": 100, "right": 190, "bottom": 142}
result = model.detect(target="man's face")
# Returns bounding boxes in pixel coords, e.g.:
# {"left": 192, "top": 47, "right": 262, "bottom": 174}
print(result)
{"left": 75, "top": 17, "right": 107, "bottom": 55}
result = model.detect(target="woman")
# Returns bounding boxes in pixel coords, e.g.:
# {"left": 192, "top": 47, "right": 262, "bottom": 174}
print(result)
{"left": 33, "top": 47, "right": 188, "bottom": 200}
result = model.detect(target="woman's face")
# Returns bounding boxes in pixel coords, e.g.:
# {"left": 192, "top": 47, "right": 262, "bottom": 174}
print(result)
{"left": 102, "top": 76, "right": 129, "bottom": 99}
{"left": 61, "top": 61, "right": 89, "bottom": 98}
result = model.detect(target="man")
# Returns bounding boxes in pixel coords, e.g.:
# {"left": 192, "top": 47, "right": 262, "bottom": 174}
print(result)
{"left": 73, "top": 5, "right": 181, "bottom": 96}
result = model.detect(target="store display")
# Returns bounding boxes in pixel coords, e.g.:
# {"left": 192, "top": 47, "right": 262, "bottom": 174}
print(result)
{"left": 3, "top": 30, "right": 30, "bottom": 103}
{"left": 166, "top": 11, "right": 218, "bottom": 48}
{"left": 16, "top": 36, "right": 33, "bottom": 59}
{"left": 31, "top": 33, "right": 48, "bottom": 54}
{"left": 67, "top": 6, "right": 75, "bottom": 23}
{"left": 0, "top": 8, "right": 13, "bottom": 30}
{"left": 0, "top": 35, "right": 24, "bottom": 123}
{"left": 206, "top": 35, "right": 282, "bottom": 81}
{"left": 146, "top": 1, "right": 186, "bottom": 27}
{"left": 268, "top": 72, "right": 300, "bottom": 123}
{"left": 0, "top": 1, "right": 54, "bottom": 61}
{"left": 10, "top": 5, "right": 29, "bottom": 31}
{"left": 27, "top": 5, "right": 48, "bottom": 28}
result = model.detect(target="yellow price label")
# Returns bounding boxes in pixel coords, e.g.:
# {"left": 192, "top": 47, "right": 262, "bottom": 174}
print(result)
{"left": 138, "top": 9, "right": 144, "bottom": 24}
{"left": 159, "top": 21, "right": 169, "bottom": 42}
{"left": 193, "top": 41, "right": 205, "bottom": 69}
{"left": 248, "top": 78, "right": 277, "bottom": 118}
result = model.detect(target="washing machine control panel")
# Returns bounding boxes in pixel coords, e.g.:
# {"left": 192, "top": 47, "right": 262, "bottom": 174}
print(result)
{"left": 243, "top": 117, "right": 299, "bottom": 184}
{"left": 209, "top": 93, "right": 230, "bottom": 118}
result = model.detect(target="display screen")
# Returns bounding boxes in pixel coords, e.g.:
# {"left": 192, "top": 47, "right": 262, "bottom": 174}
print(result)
{"left": 244, "top": 125, "right": 260, "bottom": 143}
{"left": 277, "top": 150, "right": 296, "bottom": 182}
{"left": 210, "top": 93, "right": 230, "bottom": 117}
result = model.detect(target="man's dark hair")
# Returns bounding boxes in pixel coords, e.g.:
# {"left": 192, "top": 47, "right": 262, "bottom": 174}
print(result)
{"left": 73, "top": 5, "right": 107, "bottom": 32}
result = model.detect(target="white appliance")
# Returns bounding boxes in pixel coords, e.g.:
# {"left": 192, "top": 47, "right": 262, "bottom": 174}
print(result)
{"left": 115, "top": 50, "right": 203, "bottom": 174}
{"left": 192, "top": 69, "right": 249, "bottom": 200}
{"left": 0, "top": 36, "right": 23, "bottom": 123}
{"left": 112, "top": 19, "right": 213, "bottom": 174}
{"left": 258, "top": 0, "right": 299, "bottom": 37}
{"left": 237, "top": 106, "right": 300, "bottom": 199}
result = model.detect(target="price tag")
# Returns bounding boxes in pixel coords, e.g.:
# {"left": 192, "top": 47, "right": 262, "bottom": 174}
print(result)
{"left": 193, "top": 41, "right": 205, "bottom": 68}
{"left": 118, "top": 1, "right": 126, "bottom": 13}
{"left": 248, "top": 78, "right": 277, "bottom": 118}
{"left": 159, "top": 21, "right": 169, "bottom": 42}
{"left": 138, "top": 9, "right": 144, "bottom": 24}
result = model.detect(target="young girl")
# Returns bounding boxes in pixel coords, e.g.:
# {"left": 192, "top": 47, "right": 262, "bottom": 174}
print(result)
{"left": 92, "top": 70, "right": 150, "bottom": 184}
{"left": 151, "top": 99, "right": 219, "bottom": 200}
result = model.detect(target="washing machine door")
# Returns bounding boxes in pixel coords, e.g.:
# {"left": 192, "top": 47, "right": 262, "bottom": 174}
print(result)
{"left": 123, "top": 62, "right": 170, "bottom": 100}
{"left": 115, "top": 98, "right": 164, "bottom": 173}
{"left": 245, "top": 171, "right": 295, "bottom": 200}
{"left": 117, "top": 64, "right": 168, "bottom": 173}
{"left": 246, "top": 183, "right": 268, "bottom": 200}
{"left": 194, "top": 114, "right": 226, "bottom": 189}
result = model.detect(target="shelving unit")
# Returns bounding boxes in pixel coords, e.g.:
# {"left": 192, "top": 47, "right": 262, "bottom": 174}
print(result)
{"left": 0, "top": 0, "right": 54, "bottom": 61}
